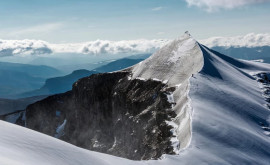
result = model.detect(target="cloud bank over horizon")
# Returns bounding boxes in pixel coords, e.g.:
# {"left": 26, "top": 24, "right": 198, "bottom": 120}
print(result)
{"left": 185, "top": 0, "right": 269, "bottom": 12}
{"left": 200, "top": 33, "right": 270, "bottom": 48}
{"left": 0, "top": 39, "right": 52, "bottom": 57}
{"left": 0, "top": 33, "right": 269, "bottom": 57}
{"left": 0, "top": 39, "right": 170, "bottom": 57}
{"left": 78, "top": 39, "right": 168, "bottom": 55}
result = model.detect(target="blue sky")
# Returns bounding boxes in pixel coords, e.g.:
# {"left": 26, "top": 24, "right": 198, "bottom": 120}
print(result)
{"left": 0, "top": 0, "right": 269, "bottom": 42}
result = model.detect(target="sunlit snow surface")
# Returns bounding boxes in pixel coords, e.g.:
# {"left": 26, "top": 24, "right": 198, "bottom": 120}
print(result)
{"left": 176, "top": 45, "right": 270, "bottom": 164}
{"left": 1, "top": 33, "right": 270, "bottom": 164}
{"left": 0, "top": 120, "right": 140, "bottom": 165}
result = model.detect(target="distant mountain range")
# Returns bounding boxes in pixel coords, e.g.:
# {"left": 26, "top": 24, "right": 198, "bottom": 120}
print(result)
{"left": 0, "top": 61, "right": 62, "bottom": 78}
{"left": 0, "top": 47, "right": 268, "bottom": 99}
{"left": 94, "top": 58, "right": 144, "bottom": 73}
{"left": 15, "top": 58, "right": 144, "bottom": 98}
{"left": 211, "top": 46, "right": 270, "bottom": 63}
{"left": 0, "top": 70, "right": 44, "bottom": 97}
{"left": 0, "top": 62, "right": 63, "bottom": 98}
{"left": 0, "top": 57, "right": 146, "bottom": 119}
{"left": 55, "top": 54, "right": 150, "bottom": 74}
{"left": 0, "top": 95, "right": 47, "bottom": 115}
{"left": 18, "top": 70, "right": 98, "bottom": 98}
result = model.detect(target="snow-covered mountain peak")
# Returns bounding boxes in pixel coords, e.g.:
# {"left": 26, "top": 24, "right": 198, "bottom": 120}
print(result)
{"left": 130, "top": 32, "right": 205, "bottom": 152}
{"left": 178, "top": 31, "right": 192, "bottom": 40}
{"left": 131, "top": 32, "right": 203, "bottom": 87}
{"left": 2, "top": 32, "right": 270, "bottom": 164}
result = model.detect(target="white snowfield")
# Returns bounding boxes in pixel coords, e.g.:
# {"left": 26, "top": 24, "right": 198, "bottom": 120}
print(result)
{"left": 1, "top": 32, "right": 270, "bottom": 165}
{"left": 0, "top": 120, "right": 142, "bottom": 165}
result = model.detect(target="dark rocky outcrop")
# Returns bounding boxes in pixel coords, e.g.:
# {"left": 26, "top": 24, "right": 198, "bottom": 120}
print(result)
{"left": 0, "top": 110, "right": 25, "bottom": 126}
{"left": 25, "top": 71, "right": 177, "bottom": 160}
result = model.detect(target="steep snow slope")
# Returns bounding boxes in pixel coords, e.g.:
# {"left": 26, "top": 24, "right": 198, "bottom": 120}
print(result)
{"left": 0, "top": 120, "right": 141, "bottom": 165}
{"left": 132, "top": 32, "right": 270, "bottom": 164}
{"left": 174, "top": 45, "right": 270, "bottom": 164}
{"left": 132, "top": 32, "right": 203, "bottom": 87}
{"left": 2, "top": 32, "right": 270, "bottom": 164}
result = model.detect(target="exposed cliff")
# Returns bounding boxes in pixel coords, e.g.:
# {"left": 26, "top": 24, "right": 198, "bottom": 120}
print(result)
{"left": 23, "top": 32, "right": 204, "bottom": 160}
{"left": 25, "top": 71, "right": 178, "bottom": 160}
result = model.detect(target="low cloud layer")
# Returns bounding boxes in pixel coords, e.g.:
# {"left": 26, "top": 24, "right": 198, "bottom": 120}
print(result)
{"left": 78, "top": 39, "right": 168, "bottom": 55}
{"left": 0, "top": 39, "right": 169, "bottom": 57}
{"left": 0, "top": 33, "right": 269, "bottom": 57}
{"left": 200, "top": 33, "right": 270, "bottom": 48}
{"left": 0, "top": 39, "right": 52, "bottom": 57}
{"left": 185, "top": 0, "right": 269, "bottom": 12}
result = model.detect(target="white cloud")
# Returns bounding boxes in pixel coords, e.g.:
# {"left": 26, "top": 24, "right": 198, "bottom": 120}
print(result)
{"left": 0, "top": 39, "right": 52, "bottom": 57}
{"left": 1, "top": 33, "right": 269, "bottom": 57}
{"left": 0, "top": 39, "right": 169, "bottom": 57}
{"left": 77, "top": 39, "right": 169, "bottom": 55}
{"left": 185, "top": 0, "right": 269, "bottom": 12}
{"left": 152, "top": 6, "right": 164, "bottom": 11}
{"left": 199, "top": 33, "right": 270, "bottom": 48}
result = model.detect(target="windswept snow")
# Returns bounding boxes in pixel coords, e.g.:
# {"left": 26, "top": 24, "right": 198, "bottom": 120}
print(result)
{"left": 132, "top": 32, "right": 203, "bottom": 87}
{"left": 131, "top": 32, "right": 203, "bottom": 151}
{"left": 176, "top": 45, "right": 270, "bottom": 164}
{"left": 252, "top": 73, "right": 270, "bottom": 136}
{"left": 169, "top": 38, "right": 197, "bottom": 64}
{"left": 131, "top": 32, "right": 270, "bottom": 164}
{"left": 0, "top": 120, "right": 147, "bottom": 165}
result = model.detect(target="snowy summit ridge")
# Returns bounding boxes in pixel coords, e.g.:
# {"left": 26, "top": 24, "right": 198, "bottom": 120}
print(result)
{"left": 132, "top": 31, "right": 203, "bottom": 86}
{"left": 130, "top": 32, "right": 204, "bottom": 153}
{"left": 130, "top": 31, "right": 270, "bottom": 163}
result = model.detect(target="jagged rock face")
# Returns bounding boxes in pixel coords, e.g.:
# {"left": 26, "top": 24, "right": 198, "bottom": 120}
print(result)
{"left": 0, "top": 110, "right": 25, "bottom": 126}
{"left": 24, "top": 33, "right": 204, "bottom": 160}
{"left": 25, "top": 71, "right": 176, "bottom": 160}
